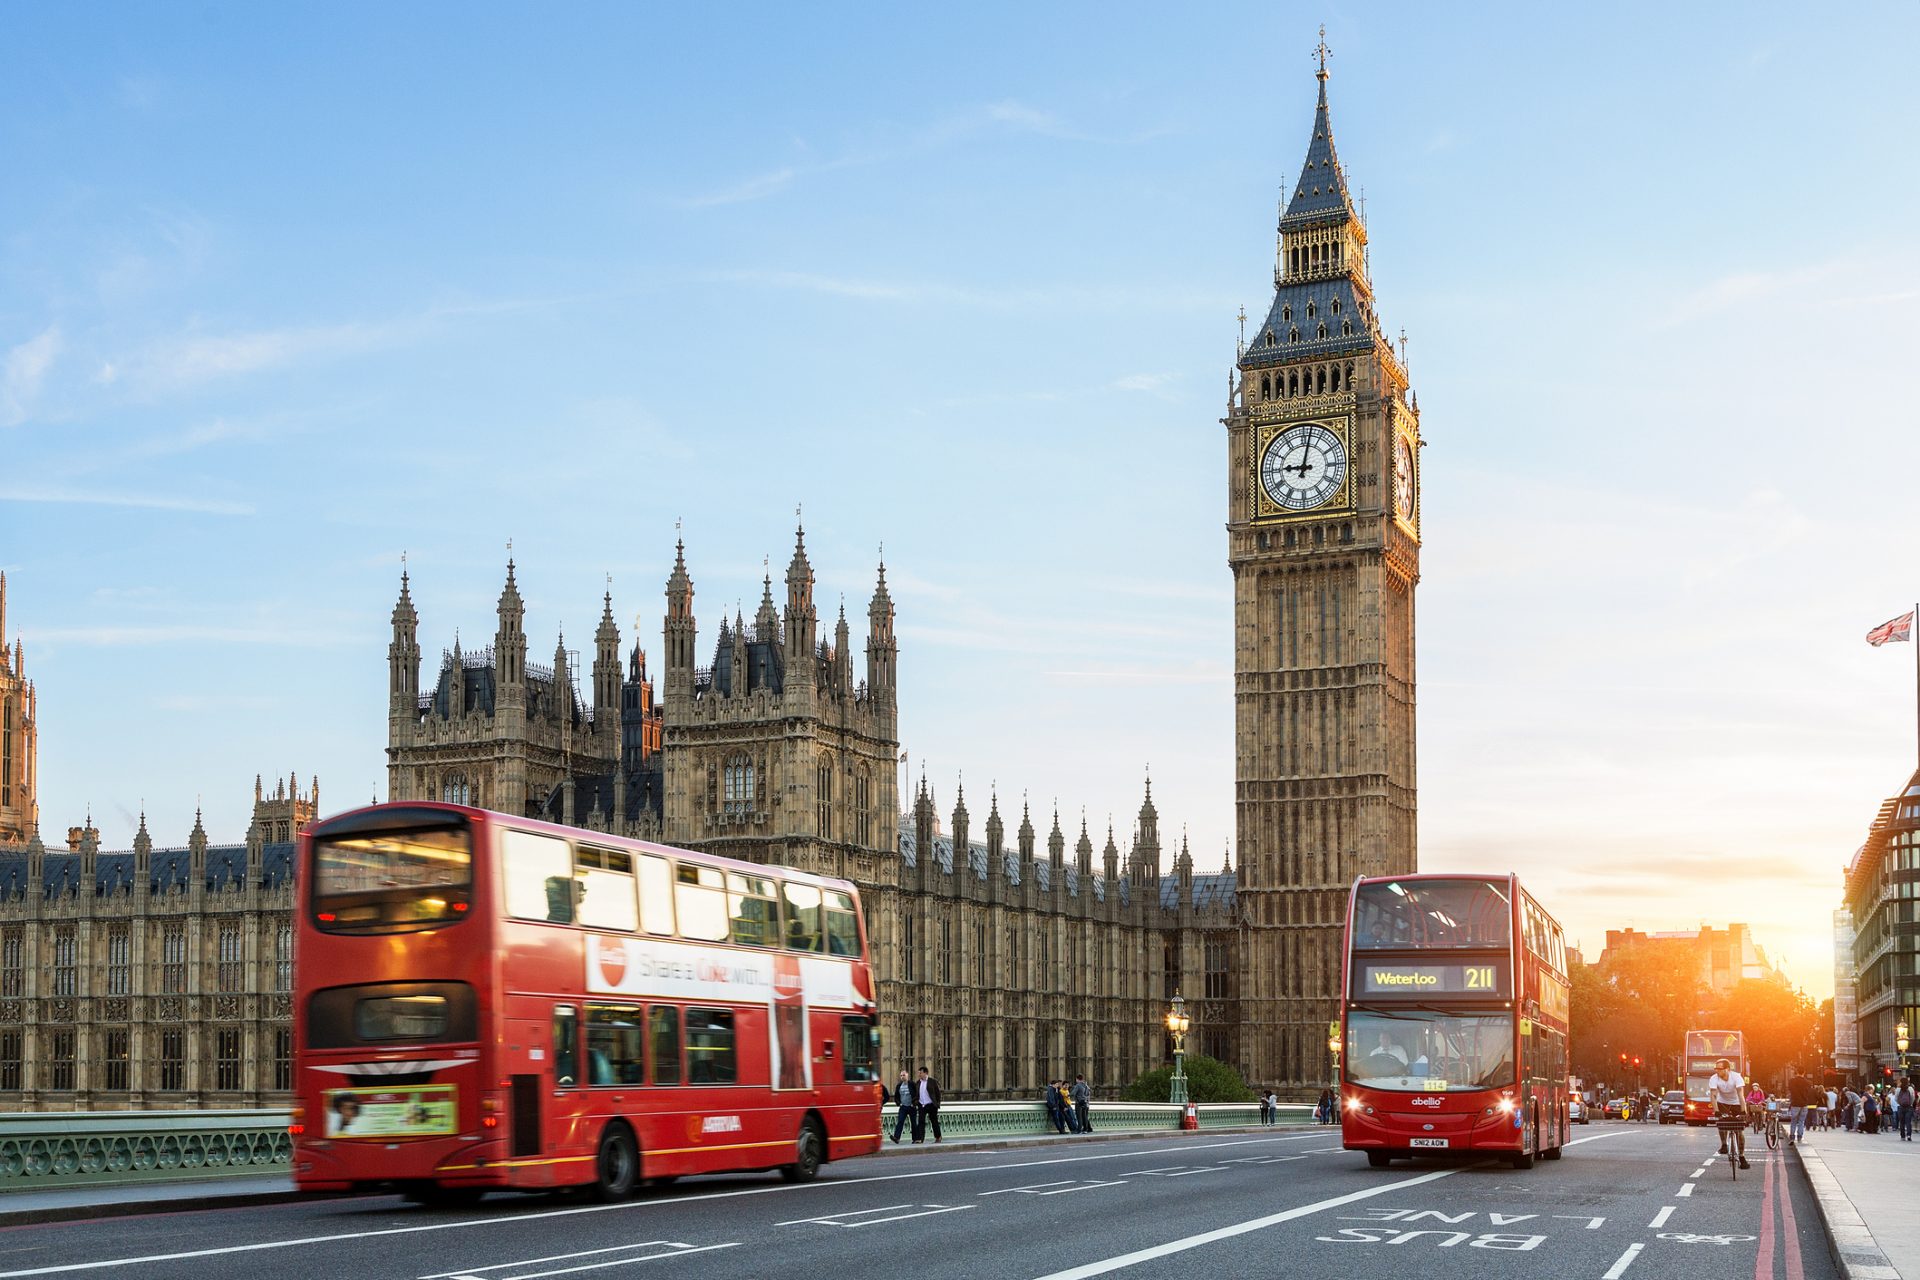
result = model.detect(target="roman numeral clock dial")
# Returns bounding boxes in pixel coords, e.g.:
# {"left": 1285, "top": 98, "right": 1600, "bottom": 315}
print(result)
{"left": 1259, "top": 422, "right": 1348, "bottom": 512}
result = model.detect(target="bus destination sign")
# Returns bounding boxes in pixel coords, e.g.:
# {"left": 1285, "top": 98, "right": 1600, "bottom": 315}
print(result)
{"left": 1357, "top": 961, "right": 1509, "bottom": 997}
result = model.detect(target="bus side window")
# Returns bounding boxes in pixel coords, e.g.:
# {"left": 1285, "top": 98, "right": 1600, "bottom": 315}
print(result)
{"left": 824, "top": 891, "right": 860, "bottom": 957}
{"left": 728, "top": 874, "right": 779, "bottom": 947}
{"left": 502, "top": 831, "right": 574, "bottom": 923}
{"left": 637, "top": 855, "right": 675, "bottom": 936}
{"left": 649, "top": 1006, "right": 681, "bottom": 1086}
{"left": 674, "top": 865, "right": 730, "bottom": 942}
{"left": 840, "top": 1015, "right": 876, "bottom": 1082}
{"left": 686, "top": 1009, "right": 736, "bottom": 1085}
{"left": 586, "top": 1003, "right": 644, "bottom": 1086}
{"left": 576, "top": 846, "right": 639, "bottom": 932}
{"left": 782, "top": 883, "right": 825, "bottom": 952}
{"left": 553, "top": 1006, "right": 579, "bottom": 1089}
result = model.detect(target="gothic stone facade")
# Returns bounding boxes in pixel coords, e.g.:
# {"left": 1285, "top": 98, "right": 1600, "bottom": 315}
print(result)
{"left": 1227, "top": 64, "right": 1420, "bottom": 1090}
{"left": 0, "top": 779, "right": 311, "bottom": 1109}
{"left": 0, "top": 573, "right": 39, "bottom": 847}
{"left": 389, "top": 530, "right": 1243, "bottom": 1095}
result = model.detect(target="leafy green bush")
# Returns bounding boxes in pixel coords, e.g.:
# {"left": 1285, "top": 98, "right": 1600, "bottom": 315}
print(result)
{"left": 1121, "top": 1054, "right": 1257, "bottom": 1103}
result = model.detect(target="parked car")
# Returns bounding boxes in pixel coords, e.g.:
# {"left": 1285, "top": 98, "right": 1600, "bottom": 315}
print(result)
{"left": 1569, "top": 1095, "right": 1590, "bottom": 1124}
{"left": 1658, "top": 1090, "right": 1687, "bottom": 1124}
{"left": 1603, "top": 1096, "right": 1629, "bottom": 1119}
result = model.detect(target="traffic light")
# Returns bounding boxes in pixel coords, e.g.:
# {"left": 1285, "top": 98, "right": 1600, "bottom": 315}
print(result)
{"left": 1633, "top": 1057, "right": 1642, "bottom": 1068}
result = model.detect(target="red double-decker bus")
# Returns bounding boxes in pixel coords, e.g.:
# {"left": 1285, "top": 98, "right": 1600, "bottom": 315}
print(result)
{"left": 1339, "top": 873, "right": 1572, "bottom": 1169}
{"left": 291, "top": 803, "right": 882, "bottom": 1203}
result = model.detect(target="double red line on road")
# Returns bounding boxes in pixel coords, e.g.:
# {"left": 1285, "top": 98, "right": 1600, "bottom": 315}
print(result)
{"left": 1756, "top": 1147, "right": 1806, "bottom": 1280}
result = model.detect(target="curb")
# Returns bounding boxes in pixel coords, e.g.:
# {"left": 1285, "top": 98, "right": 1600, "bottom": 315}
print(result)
{"left": 1795, "top": 1141, "right": 1903, "bottom": 1280}
{"left": 868, "top": 1123, "right": 1319, "bottom": 1157}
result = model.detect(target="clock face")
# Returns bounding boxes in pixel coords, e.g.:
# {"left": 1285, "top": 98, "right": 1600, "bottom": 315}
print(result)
{"left": 1394, "top": 435, "right": 1415, "bottom": 519}
{"left": 1259, "top": 422, "right": 1348, "bottom": 511}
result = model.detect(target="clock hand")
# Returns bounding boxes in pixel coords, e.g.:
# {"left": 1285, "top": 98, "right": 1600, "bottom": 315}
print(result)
{"left": 1288, "top": 448, "right": 1313, "bottom": 477}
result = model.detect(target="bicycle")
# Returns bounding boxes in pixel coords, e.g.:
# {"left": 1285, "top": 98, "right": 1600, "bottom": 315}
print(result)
{"left": 1764, "top": 1109, "right": 1782, "bottom": 1150}
{"left": 1716, "top": 1105, "right": 1748, "bottom": 1180}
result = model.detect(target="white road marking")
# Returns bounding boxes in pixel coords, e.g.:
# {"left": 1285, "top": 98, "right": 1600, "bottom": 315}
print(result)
{"left": 978, "top": 1181, "right": 1078, "bottom": 1196}
{"left": 1033, "top": 1181, "right": 1129, "bottom": 1196}
{"left": 1688, "top": 1169, "right": 1704, "bottom": 1178}
{"left": 1026, "top": 1163, "right": 1475, "bottom": 1280}
{"left": 1602, "top": 1242, "right": 1644, "bottom": 1279}
{"left": 0, "top": 1134, "right": 1323, "bottom": 1278}
{"left": 818, "top": 1205, "right": 973, "bottom": 1228}
{"left": 422, "top": 1243, "right": 674, "bottom": 1277}
{"left": 776, "top": 1204, "right": 912, "bottom": 1226}
{"left": 465, "top": 1243, "right": 739, "bottom": 1280}
{"left": 1676, "top": 1183, "right": 1695, "bottom": 1198}
{"left": 1648, "top": 1206, "right": 1675, "bottom": 1229}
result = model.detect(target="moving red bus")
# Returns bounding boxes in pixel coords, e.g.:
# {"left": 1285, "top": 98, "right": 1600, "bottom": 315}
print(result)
{"left": 1681, "top": 1029, "right": 1748, "bottom": 1126}
{"left": 292, "top": 803, "right": 882, "bottom": 1203}
{"left": 1339, "top": 873, "right": 1572, "bottom": 1169}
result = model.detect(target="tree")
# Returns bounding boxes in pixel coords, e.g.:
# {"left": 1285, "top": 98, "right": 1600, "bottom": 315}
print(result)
{"left": 1122, "top": 1054, "right": 1257, "bottom": 1103}
{"left": 1711, "top": 980, "right": 1823, "bottom": 1086}
{"left": 1570, "top": 938, "right": 1704, "bottom": 1088}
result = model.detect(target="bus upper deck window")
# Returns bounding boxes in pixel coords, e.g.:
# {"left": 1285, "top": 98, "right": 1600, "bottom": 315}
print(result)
{"left": 824, "top": 891, "right": 860, "bottom": 957}
{"left": 637, "top": 855, "right": 675, "bottom": 935}
{"left": 782, "top": 883, "right": 824, "bottom": 952}
{"left": 575, "top": 846, "right": 639, "bottom": 933}
{"left": 503, "top": 831, "right": 573, "bottom": 923}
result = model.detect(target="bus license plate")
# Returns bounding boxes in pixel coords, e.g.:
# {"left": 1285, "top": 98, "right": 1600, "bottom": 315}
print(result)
{"left": 1409, "top": 1137, "right": 1449, "bottom": 1148}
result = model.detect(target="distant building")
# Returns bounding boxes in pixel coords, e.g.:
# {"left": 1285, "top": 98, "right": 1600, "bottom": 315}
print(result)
{"left": 0, "top": 574, "right": 39, "bottom": 847}
{"left": 1834, "top": 907, "right": 1859, "bottom": 1074}
{"left": 1842, "top": 766, "right": 1920, "bottom": 1077}
{"left": 1599, "top": 923, "right": 1791, "bottom": 997}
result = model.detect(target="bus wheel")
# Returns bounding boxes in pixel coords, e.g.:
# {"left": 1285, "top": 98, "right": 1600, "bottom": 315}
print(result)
{"left": 780, "top": 1119, "right": 825, "bottom": 1183}
{"left": 1366, "top": 1150, "right": 1394, "bottom": 1168}
{"left": 591, "top": 1123, "right": 639, "bottom": 1201}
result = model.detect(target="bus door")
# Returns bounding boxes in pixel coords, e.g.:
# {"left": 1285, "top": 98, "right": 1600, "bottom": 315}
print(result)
{"left": 503, "top": 1006, "right": 579, "bottom": 1171}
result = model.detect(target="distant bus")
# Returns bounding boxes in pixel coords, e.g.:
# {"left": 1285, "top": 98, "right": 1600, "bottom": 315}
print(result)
{"left": 1681, "top": 1029, "right": 1748, "bottom": 1126}
{"left": 1340, "top": 873, "right": 1573, "bottom": 1170}
{"left": 292, "top": 803, "right": 882, "bottom": 1203}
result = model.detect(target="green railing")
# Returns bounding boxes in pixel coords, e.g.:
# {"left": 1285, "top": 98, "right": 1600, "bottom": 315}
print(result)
{"left": 918, "top": 1100, "right": 1311, "bottom": 1139}
{"left": 0, "top": 1111, "right": 293, "bottom": 1191}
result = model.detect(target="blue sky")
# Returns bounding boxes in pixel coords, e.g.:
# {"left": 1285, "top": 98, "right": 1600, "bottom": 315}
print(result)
{"left": 4, "top": 2, "right": 1917, "bottom": 994}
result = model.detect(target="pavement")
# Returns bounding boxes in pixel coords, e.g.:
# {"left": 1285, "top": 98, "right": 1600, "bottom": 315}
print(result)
{"left": 0, "top": 1121, "right": 1831, "bottom": 1279}
{"left": 1795, "top": 1122, "right": 1918, "bottom": 1280}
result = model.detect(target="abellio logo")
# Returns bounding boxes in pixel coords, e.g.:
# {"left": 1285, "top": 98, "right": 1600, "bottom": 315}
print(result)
{"left": 1410, "top": 1096, "right": 1443, "bottom": 1107}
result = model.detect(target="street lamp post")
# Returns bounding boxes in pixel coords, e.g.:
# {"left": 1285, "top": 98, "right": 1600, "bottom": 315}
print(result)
{"left": 1166, "top": 994, "right": 1192, "bottom": 1106}
{"left": 1328, "top": 1022, "right": 1343, "bottom": 1122}
{"left": 1897, "top": 1019, "right": 1910, "bottom": 1078}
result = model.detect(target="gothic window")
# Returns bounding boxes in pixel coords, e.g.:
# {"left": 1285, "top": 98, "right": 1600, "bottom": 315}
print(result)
{"left": 158, "top": 1028, "right": 185, "bottom": 1091}
{"left": 43, "top": 1030, "right": 75, "bottom": 1090}
{"left": 1316, "top": 366, "right": 1327, "bottom": 394}
{"left": 1, "top": 695, "right": 10, "bottom": 808}
{"left": 0, "top": 1029, "right": 20, "bottom": 1091}
{"left": 274, "top": 1026, "right": 293, "bottom": 1091}
{"left": 723, "top": 754, "right": 753, "bottom": 817}
{"left": 218, "top": 920, "right": 243, "bottom": 993}
{"left": 902, "top": 911, "right": 916, "bottom": 982}
{"left": 1344, "top": 361, "right": 1355, "bottom": 386}
{"left": 939, "top": 918, "right": 953, "bottom": 985}
{"left": 1281, "top": 305, "right": 1292, "bottom": 323}
{"left": 102, "top": 1028, "right": 130, "bottom": 1091}
{"left": 0, "top": 928, "right": 20, "bottom": 998}
{"left": 161, "top": 923, "right": 186, "bottom": 994}
{"left": 1263, "top": 330, "right": 1275, "bottom": 348}
{"left": 441, "top": 774, "right": 471, "bottom": 805}
{"left": 274, "top": 925, "right": 293, "bottom": 992}
{"left": 855, "top": 767, "right": 873, "bottom": 847}
{"left": 107, "top": 925, "right": 130, "bottom": 995}
{"left": 1288, "top": 327, "right": 1300, "bottom": 343}
{"left": 1317, "top": 323, "right": 1328, "bottom": 339}
{"left": 1329, "top": 365, "right": 1340, "bottom": 391}
{"left": 1306, "top": 301, "right": 1315, "bottom": 318}
{"left": 1342, "top": 319, "right": 1353, "bottom": 336}
{"left": 215, "top": 1026, "right": 243, "bottom": 1092}
{"left": 1260, "top": 373, "right": 1271, "bottom": 400}
{"left": 51, "top": 927, "right": 76, "bottom": 997}
{"left": 1330, "top": 298, "right": 1340, "bottom": 314}
{"left": 1287, "top": 371, "right": 1299, "bottom": 396}
{"left": 706, "top": 761, "right": 718, "bottom": 813}
{"left": 816, "top": 756, "right": 833, "bottom": 841}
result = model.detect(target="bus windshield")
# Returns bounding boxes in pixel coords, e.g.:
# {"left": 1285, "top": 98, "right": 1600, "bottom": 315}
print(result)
{"left": 1351, "top": 878, "right": 1511, "bottom": 950}
{"left": 312, "top": 827, "right": 473, "bottom": 933}
{"left": 1344, "top": 1009, "right": 1515, "bottom": 1092}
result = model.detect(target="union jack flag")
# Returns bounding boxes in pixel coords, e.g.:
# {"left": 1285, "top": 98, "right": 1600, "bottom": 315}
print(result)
{"left": 1866, "top": 610, "right": 1915, "bottom": 647}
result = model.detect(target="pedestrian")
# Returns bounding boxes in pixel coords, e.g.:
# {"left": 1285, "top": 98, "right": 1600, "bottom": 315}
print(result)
{"left": 1897, "top": 1080, "right": 1915, "bottom": 1142}
{"left": 889, "top": 1069, "right": 918, "bottom": 1145}
{"left": 915, "top": 1066, "right": 943, "bottom": 1143}
{"left": 1058, "top": 1079, "right": 1081, "bottom": 1133}
{"left": 1316, "top": 1088, "right": 1334, "bottom": 1125}
{"left": 1258, "top": 1090, "right": 1271, "bottom": 1126}
{"left": 1042, "top": 1079, "right": 1067, "bottom": 1134}
{"left": 1826, "top": 1086, "right": 1839, "bottom": 1130}
{"left": 1788, "top": 1071, "right": 1817, "bottom": 1145}
{"left": 1071, "top": 1074, "right": 1093, "bottom": 1134}
{"left": 1863, "top": 1089, "right": 1881, "bottom": 1135}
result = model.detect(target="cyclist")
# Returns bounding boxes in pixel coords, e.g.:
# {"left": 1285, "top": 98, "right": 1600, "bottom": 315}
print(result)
{"left": 1746, "top": 1079, "right": 1767, "bottom": 1133}
{"left": 1710, "top": 1057, "right": 1751, "bottom": 1169}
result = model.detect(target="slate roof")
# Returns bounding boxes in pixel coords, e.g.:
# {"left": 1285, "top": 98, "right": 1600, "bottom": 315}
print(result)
{"left": 1159, "top": 872, "right": 1237, "bottom": 913}
{"left": 1281, "top": 79, "right": 1356, "bottom": 231}
{"left": 1239, "top": 279, "right": 1377, "bottom": 370}
{"left": 0, "top": 842, "right": 296, "bottom": 897}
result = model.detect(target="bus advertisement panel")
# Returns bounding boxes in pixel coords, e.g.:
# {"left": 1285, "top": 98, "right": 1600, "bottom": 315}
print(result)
{"left": 292, "top": 803, "right": 882, "bottom": 1203}
{"left": 1340, "top": 874, "right": 1573, "bottom": 1170}
{"left": 1681, "top": 1029, "right": 1749, "bottom": 1126}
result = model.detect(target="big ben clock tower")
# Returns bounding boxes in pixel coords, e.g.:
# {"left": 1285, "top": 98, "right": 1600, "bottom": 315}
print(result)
{"left": 1228, "top": 41, "right": 1419, "bottom": 1093}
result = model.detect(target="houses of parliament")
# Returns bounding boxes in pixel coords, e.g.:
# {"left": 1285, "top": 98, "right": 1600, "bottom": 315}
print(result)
{"left": 0, "top": 55, "right": 1417, "bottom": 1107}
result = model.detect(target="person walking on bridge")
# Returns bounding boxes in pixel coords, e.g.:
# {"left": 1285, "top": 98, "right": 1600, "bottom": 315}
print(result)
{"left": 1070, "top": 1074, "right": 1093, "bottom": 1134}
{"left": 889, "top": 1070, "right": 918, "bottom": 1145}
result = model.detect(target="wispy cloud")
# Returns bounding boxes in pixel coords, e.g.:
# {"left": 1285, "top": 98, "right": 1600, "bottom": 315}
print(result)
{"left": 2, "top": 326, "right": 62, "bottom": 426}
{"left": 1113, "top": 372, "right": 1174, "bottom": 394}
{"left": 0, "top": 485, "right": 253, "bottom": 515}
{"left": 675, "top": 97, "right": 1165, "bottom": 208}
{"left": 27, "top": 624, "right": 352, "bottom": 647}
